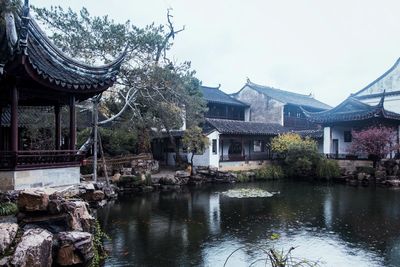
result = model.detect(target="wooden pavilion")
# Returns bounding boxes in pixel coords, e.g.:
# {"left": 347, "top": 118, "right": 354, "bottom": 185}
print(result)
{"left": 0, "top": 1, "right": 124, "bottom": 190}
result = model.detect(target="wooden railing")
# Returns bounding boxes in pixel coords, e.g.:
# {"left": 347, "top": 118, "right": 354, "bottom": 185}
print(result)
{"left": 325, "top": 153, "right": 369, "bottom": 160}
{"left": 0, "top": 150, "right": 84, "bottom": 170}
{"left": 220, "top": 152, "right": 273, "bottom": 162}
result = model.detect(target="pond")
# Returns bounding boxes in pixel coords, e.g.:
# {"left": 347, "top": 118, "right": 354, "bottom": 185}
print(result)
{"left": 97, "top": 181, "right": 400, "bottom": 267}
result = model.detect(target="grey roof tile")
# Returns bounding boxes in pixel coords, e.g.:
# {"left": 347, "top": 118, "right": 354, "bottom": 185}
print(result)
{"left": 205, "top": 118, "right": 288, "bottom": 135}
{"left": 244, "top": 81, "right": 331, "bottom": 110}
{"left": 200, "top": 86, "right": 249, "bottom": 107}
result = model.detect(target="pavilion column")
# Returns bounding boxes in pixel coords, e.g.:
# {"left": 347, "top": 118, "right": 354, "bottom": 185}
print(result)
{"left": 323, "top": 126, "right": 332, "bottom": 155}
{"left": 69, "top": 96, "right": 76, "bottom": 150}
{"left": 55, "top": 105, "right": 61, "bottom": 150}
{"left": 11, "top": 86, "right": 19, "bottom": 152}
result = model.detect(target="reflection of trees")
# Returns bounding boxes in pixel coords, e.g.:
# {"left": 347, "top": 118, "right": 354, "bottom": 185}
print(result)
{"left": 98, "top": 182, "right": 400, "bottom": 266}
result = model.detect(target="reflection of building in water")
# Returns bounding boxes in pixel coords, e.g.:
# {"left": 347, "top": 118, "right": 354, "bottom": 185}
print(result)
{"left": 323, "top": 190, "right": 333, "bottom": 229}
{"left": 209, "top": 193, "right": 221, "bottom": 234}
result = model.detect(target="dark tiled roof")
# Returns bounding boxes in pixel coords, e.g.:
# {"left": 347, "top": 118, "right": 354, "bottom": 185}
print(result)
{"left": 205, "top": 118, "right": 288, "bottom": 135}
{"left": 294, "top": 129, "right": 324, "bottom": 139}
{"left": 303, "top": 95, "right": 400, "bottom": 123}
{"left": 200, "top": 86, "right": 249, "bottom": 107}
{"left": 243, "top": 81, "right": 331, "bottom": 110}
{"left": 0, "top": 1, "right": 125, "bottom": 94}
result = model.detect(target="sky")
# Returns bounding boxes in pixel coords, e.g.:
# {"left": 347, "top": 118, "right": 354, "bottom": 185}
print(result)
{"left": 36, "top": 0, "right": 400, "bottom": 106}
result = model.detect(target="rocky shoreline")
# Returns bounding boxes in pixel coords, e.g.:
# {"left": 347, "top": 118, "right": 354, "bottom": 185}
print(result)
{"left": 0, "top": 183, "right": 117, "bottom": 267}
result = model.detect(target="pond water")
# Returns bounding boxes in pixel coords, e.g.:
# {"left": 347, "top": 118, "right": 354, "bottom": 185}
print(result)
{"left": 97, "top": 181, "right": 400, "bottom": 267}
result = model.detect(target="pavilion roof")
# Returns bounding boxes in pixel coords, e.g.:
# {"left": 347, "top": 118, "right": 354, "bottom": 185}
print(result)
{"left": 302, "top": 94, "right": 400, "bottom": 124}
{"left": 0, "top": 1, "right": 125, "bottom": 95}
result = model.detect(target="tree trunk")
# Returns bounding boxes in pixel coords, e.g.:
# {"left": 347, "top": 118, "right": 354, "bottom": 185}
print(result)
{"left": 190, "top": 152, "right": 195, "bottom": 175}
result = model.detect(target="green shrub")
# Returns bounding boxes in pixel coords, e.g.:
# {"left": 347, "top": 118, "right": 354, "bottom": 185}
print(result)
{"left": 236, "top": 173, "right": 250, "bottom": 183}
{"left": 255, "top": 165, "right": 285, "bottom": 180}
{"left": 272, "top": 134, "right": 321, "bottom": 178}
{"left": 0, "top": 202, "right": 18, "bottom": 216}
{"left": 316, "top": 159, "right": 340, "bottom": 180}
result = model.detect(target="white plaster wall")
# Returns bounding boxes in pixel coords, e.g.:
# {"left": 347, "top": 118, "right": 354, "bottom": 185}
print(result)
{"left": 191, "top": 131, "right": 220, "bottom": 168}
{"left": 0, "top": 167, "right": 80, "bottom": 191}
{"left": 356, "top": 60, "right": 400, "bottom": 97}
{"left": 323, "top": 127, "right": 331, "bottom": 154}
{"left": 360, "top": 95, "right": 400, "bottom": 113}
{"left": 331, "top": 126, "right": 353, "bottom": 154}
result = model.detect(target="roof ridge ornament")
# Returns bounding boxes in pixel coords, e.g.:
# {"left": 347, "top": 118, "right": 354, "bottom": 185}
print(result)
{"left": 377, "top": 90, "right": 386, "bottom": 108}
{"left": 18, "top": 0, "right": 30, "bottom": 53}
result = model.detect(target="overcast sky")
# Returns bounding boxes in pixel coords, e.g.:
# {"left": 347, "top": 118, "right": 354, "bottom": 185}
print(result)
{"left": 37, "top": 0, "right": 400, "bottom": 106}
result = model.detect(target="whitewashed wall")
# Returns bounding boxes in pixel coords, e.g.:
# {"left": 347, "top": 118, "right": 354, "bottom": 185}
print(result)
{"left": 191, "top": 131, "right": 220, "bottom": 168}
{"left": 331, "top": 126, "right": 353, "bottom": 154}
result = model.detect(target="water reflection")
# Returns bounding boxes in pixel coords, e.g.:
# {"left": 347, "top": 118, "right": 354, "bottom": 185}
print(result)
{"left": 97, "top": 182, "right": 400, "bottom": 267}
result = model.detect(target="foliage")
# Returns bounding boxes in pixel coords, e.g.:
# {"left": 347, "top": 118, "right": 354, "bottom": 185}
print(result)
{"left": 182, "top": 126, "right": 209, "bottom": 174}
{"left": 224, "top": 245, "right": 320, "bottom": 267}
{"left": 255, "top": 165, "right": 285, "bottom": 180}
{"left": 0, "top": 202, "right": 18, "bottom": 216}
{"left": 348, "top": 125, "right": 400, "bottom": 164}
{"left": 77, "top": 127, "right": 137, "bottom": 156}
{"left": 316, "top": 158, "right": 340, "bottom": 180}
{"left": 271, "top": 133, "right": 315, "bottom": 156}
{"left": 91, "top": 220, "right": 110, "bottom": 267}
{"left": 272, "top": 134, "right": 320, "bottom": 178}
{"left": 32, "top": 5, "right": 207, "bottom": 150}
{"left": 236, "top": 173, "right": 250, "bottom": 183}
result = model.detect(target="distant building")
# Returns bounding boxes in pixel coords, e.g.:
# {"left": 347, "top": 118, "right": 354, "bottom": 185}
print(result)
{"left": 304, "top": 58, "right": 400, "bottom": 159}
{"left": 353, "top": 58, "right": 400, "bottom": 113}
{"left": 152, "top": 85, "right": 308, "bottom": 170}
{"left": 232, "top": 79, "right": 331, "bottom": 129}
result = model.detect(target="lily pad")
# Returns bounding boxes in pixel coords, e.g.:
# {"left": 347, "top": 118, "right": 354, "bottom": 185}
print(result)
{"left": 220, "top": 188, "right": 278, "bottom": 198}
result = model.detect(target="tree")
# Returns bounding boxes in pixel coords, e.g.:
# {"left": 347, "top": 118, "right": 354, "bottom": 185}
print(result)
{"left": 32, "top": 4, "right": 207, "bottom": 178}
{"left": 348, "top": 125, "right": 400, "bottom": 167}
{"left": 182, "top": 127, "right": 209, "bottom": 175}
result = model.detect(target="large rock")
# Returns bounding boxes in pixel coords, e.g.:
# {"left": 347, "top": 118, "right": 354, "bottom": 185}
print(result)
{"left": 62, "top": 201, "right": 94, "bottom": 232}
{"left": 159, "top": 175, "right": 180, "bottom": 185}
{"left": 0, "top": 223, "right": 18, "bottom": 254}
{"left": 175, "top": 170, "right": 190, "bottom": 178}
{"left": 375, "top": 170, "right": 387, "bottom": 180}
{"left": 56, "top": 231, "right": 94, "bottom": 266}
{"left": 11, "top": 228, "right": 53, "bottom": 267}
{"left": 18, "top": 189, "right": 49, "bottom": 212}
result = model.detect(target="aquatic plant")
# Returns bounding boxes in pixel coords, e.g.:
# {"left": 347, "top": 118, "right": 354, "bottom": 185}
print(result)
{"left": 91, "top": 220, "right": 110, "bottom": 267}
{"left": 237, "top": 173, "right": 250, "bottom": 183}
{"left": 221, "top": 188, "right": 277, "bottom": 198}
{"left": 0, "top": 202, "right": 18, "bottom": 216}
{"left": 316, "top": 158, "right": 340, "bottom": 180}
{"left": 255, "top": 165, "right": 285, "bottom": 180}
{"left": 224, "top": 245, "right": 320, "bottom": 267}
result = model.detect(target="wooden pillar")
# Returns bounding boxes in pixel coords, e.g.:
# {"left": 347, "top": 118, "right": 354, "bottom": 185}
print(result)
{"left": 55, "top": 105, "right": 61, "bottom": 150}
{"left": 220, "top": 139, "right": 224, "bottom": 160}
{"left": 248, "top": 140, "right": 252, "bottom": 160}
{"left": 11, "top": 86, "right": 18, "bottom": 152}
{"left": 69, "top": 95, "right": 76, "bottom": 150}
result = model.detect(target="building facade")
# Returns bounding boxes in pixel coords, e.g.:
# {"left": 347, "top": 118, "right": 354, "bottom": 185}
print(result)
{"left": 232, "top": 80, "right": 331, "bottom": 129}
